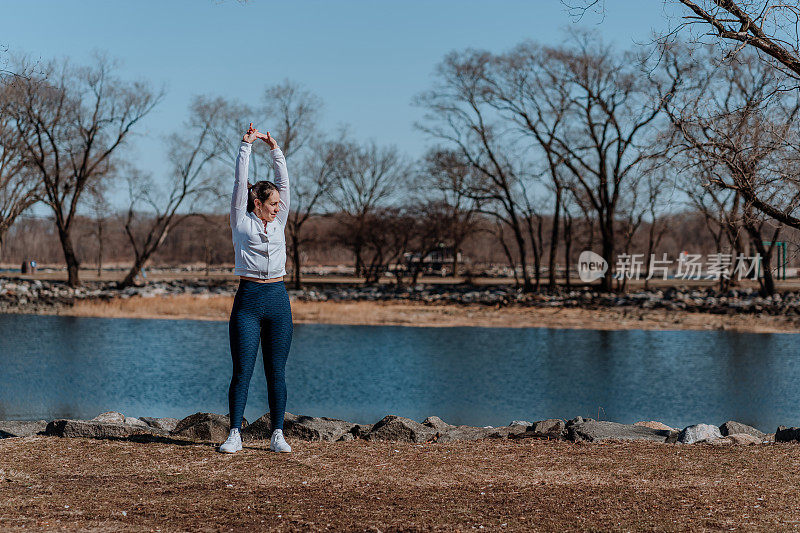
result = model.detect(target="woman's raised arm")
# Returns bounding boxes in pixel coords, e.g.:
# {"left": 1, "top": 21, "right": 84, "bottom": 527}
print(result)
{"left": 231, "top": 123, "right": 258, "bottom": 228}
{"left": 259, "top": 131, "right": 290, "bottom": 227}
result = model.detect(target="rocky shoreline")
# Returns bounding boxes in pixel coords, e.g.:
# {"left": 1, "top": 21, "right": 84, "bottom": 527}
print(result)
{"left": 3, "top": 277, "right": 800, "bottom": 316}
{"left": 3, "top": 410, "right": 800, "bottom": 447}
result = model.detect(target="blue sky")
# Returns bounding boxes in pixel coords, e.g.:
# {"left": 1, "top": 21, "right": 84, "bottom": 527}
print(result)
{"left": 2, "top": 0, "right": 679, "bottom": 209}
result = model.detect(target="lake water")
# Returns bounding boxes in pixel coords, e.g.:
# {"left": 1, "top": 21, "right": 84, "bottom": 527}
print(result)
{"left": 0, "top": 314, "right": 798, "bottom": 432}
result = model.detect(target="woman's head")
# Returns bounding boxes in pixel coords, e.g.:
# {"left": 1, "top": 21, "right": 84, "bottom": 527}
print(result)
{"left": 247, "top": 180, "right": 280, "bottom": 221}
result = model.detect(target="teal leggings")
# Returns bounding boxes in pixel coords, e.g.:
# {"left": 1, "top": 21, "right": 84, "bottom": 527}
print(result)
{"left": 228, "top": 279, "right": 293, "bottom": 431}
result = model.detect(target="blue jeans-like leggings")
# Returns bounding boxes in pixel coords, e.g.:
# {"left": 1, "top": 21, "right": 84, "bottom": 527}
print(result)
{"left": 228, "top": 279, "right": 293, "bottom": 432}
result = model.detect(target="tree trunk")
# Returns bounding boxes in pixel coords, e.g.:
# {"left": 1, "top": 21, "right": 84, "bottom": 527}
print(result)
{"left": 548, "top": 186, "right": 562, "bottom": 291}
{"left": 292, "top": 234, "right": 302, "bottom": 290}
{"left": 97, "top": 222, "right": 104, "bottom": 279}
{"left": 56, "top": 224, "right": 81, "bottom": 288}
{"left": 743, "top": 222, "right": 778, "bottom": 297}
{"left": 353, "top": 242, "right": 363, "bottom": 279}
{"left": 752, "top": 238, "right": 775, "bottom": 296}
{"left": 515, "top": 234, "right": 532, "bottom": 292}
{"left": 644, "top": 220, "right": 656, "bottom": 291}
{"left": 509, "top": 220, "right": 533, "bottom": 292}
{"left": 599, "top": 215, "right": 615, "bottom": 292}
{"left": 119, "top": 256, "right": 144, "bottom": 289}
{"left": 563, "top": 212, "right": 573, "bottom": 290}
{"left": 497, "top": 224, "right": 519, "bottom": 288}
{"left": 411, "top": 262, "right": 423, "bottom": 285}
{"left": 451, "top": 236, "right": 462, "bottom": 278}
{"left": 526, "top": 216, "right": 541, "bottom": 292}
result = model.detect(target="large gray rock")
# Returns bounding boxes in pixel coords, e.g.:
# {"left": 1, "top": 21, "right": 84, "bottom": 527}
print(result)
{"left": 710, "top": 433, "right": 762, "bottom": 446}
{"left": 242, "top": 413, "right": 355, "bottom": 441}
{"left": 0, "top": 420, "right": 48, "bottom": 438}
{"left": 139, "top": 417, "right": 180, "bottom": 432}
{"left": 483, "top": 425, "right": 531, "bottom": 439}
{"left": 284, "top": 414, "right": 354, "bottom": 441}
{"left": 510, "top": 419, "right": 566, "bottom": 440}
{"left": 45, "top": 419, "right": 170, "bottom": 439}
{"left": 171, "top": 412, "right": 247, "bottom": 442}
{"left": 422, "top": 416, "right": 452, "bottom": 432}
{"left": 434, "top": 425, "right": 497, "bottom": 443}
{"left": 421, "top": 418, "right": 532, "bottom": 443}
{"left": 92, "top": 411, "right": 126, "bottom": 424}
{"left": 421, "top": 416, "right": 510, "bottom": 442}
{"left": 568, "top": 420, "right": 677, "bottom": 443}
{"left": 634, "top": 421, "right": 676, "bottom": 432}
{"left": 365, "top": 415, "right": 436, "bottom": 443}
{"left": 678, "top": 424, "right": 722, "bottom": 444}
{"left": 719, "top": 421, "right": 765, "bottom": 439}
{"left": 242, "top": 412, "right": 296, "bottom": 441}
{"left": 349, "top": 423, "right": 374, "bottom": 439}
{"left": 775, "top": 426, "right": 800, "bottom": 442}
{"left": 124, "top": 417, "right": 148, "bottom": 427}
{"left": 567, "top": 416, "right": 592, "bottom": 425}
{"left": 729, "top": 433, "right": 763, "bottom": 445}
{"left": 532, "top": 419, "right": 566, "bottom": 437}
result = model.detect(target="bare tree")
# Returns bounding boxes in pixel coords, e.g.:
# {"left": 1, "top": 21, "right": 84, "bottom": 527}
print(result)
{"left": 258, "top": 80, "right": 322, "bottom": 159}
{"left": 119, "top": 96, "right": 227, "bottom": 288}
{"left": 353, "top": 206, "right": 417, "bottom": 284}
{"left": 0, "top": 80, "right": 39, "bottom": 257}
{"left": 674, "top": 1, "right": 800, "bottom": 82}
{"left": 6, "top": 55, "right": 162, "bottom": 286}
{"left": 480, "top": 41, "right": 574, "bottom": 291}
{"left": 565, "top": 0, "right": 800, "bottom": 83}
{"left": 211, "top": 81, "right": 322, "bottom": 181}
{"left": 327, "top": 139, "right": 408, "bottom": 281}
{"left": 418, "top": 33, "right": 675, "bottom": 291}
{"left": 674, "top": 154, "right": 747, "bottom": 290}
{"left": 641, "top": 169, "right": 674, "bottom": 290}
{"left": 0, "top": 44, "right": 24, "bottom": 79}
{"left": 561, "top": 192, "right": 580, "bottom": 288}
{"left": 419, "top": 149, "right": 480, "bottom": 277}
{"left": 415, "top": 51, "right": 538, "bottom": 291}
{"left": 499, "top": 35, "right": 673, "bottom": 291}
{"left": 286, "top": 139, "right": 336, "bottom": 288}
{"left": 84, "top": 182, "right": 111, "bottom": 278}
{"left": 259, "top": 81, "right": 326, "bottom": 289}
{"left": 663, "top": 46, "right": 800, "bottom": 294}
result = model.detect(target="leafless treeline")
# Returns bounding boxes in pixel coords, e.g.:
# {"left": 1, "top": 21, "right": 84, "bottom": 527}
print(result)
{"left": 6, "top": 208, "right": 790, "bottom": 282}
{"left": 2, "top": 0, "right": 800, "bottom": 294}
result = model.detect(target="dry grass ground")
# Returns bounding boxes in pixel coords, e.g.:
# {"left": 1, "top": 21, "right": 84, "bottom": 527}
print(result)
{"left": 2, "top": 436, "right": 800, "bottom": 531}
{"left": 59, "top": 295, "right": 800, "bottom": 333}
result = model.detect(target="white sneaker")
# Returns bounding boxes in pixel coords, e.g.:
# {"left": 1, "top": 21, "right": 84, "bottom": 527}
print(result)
{"left": 270, "top": 429, "right": 291, "bottom": 452}
{"left": 219, "top": 428, "right": 242, "bottom": 453}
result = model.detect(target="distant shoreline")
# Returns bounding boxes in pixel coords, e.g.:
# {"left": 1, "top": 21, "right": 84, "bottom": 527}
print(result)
{"left": 3, "top": 275, "right": 800, "bottom": 333}
{"left": 4, "top": 294, "right": 798, "bottom": 334}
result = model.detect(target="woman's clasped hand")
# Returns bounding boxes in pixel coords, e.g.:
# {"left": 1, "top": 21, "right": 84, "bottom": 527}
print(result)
{"left": 242, "top": 122, "right": 278, "bottom": 149}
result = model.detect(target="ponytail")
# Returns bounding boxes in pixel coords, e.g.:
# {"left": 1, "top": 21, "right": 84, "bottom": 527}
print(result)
{"left": 247, "top": 180, "right": 279, "bottom": 212}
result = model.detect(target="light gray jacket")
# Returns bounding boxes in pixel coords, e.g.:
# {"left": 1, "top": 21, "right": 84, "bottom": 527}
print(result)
{"left": 230, "top": 141, "right": 290, "bottom": 279}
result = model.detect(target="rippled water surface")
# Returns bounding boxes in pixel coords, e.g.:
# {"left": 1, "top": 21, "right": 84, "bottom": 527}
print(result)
{"left": 1, "top": 314, "right": 798, "bottom": 432}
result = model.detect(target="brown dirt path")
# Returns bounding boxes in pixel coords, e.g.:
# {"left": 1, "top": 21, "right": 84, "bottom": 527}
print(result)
{"left": 2, "top": 436, "right": 800, "bottom": 531}
{"left": 57, "top": 295, "right": 800, "bottom": 334}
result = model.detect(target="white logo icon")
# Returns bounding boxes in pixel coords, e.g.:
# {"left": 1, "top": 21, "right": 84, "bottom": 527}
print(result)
{"left": 578, "top": 251, "right": 608, "bottom": 282}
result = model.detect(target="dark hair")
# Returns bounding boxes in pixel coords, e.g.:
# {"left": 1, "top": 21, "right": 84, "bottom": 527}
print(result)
{"left": 247, "top": 181, "right": 279, "bottom": 212}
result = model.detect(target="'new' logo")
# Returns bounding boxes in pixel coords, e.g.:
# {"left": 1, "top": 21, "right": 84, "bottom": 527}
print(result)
{"left": 577, "top": 251, "right": 608, "bottom": 282}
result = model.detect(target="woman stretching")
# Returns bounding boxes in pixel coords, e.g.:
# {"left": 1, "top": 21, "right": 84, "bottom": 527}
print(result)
{"left": 219, "top": 123, "right": 293, "bottom": 454}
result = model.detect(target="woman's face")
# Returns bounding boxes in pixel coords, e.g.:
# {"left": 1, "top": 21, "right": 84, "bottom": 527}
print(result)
{"left": 255, "top": 190, "right": 280, "bottom": 222}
